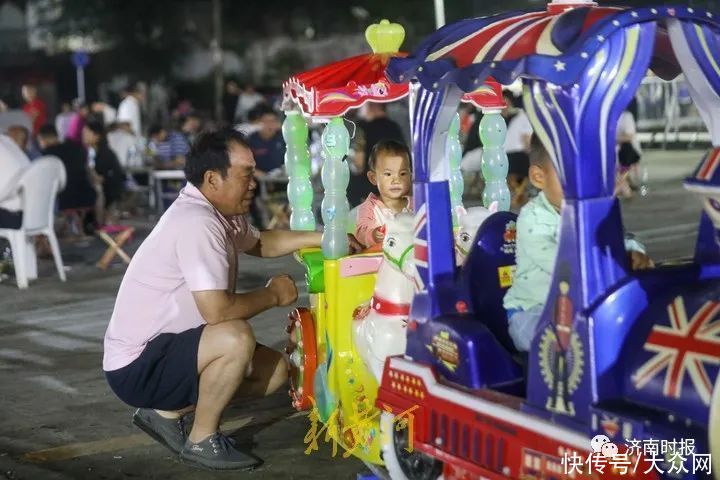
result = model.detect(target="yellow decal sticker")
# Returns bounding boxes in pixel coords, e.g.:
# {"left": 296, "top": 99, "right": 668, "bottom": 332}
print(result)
{"left": 498, "top": 265, "right": 516, "bottom": 288}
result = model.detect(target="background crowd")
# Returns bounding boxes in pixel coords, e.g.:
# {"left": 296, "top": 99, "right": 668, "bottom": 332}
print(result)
{"left": 0, "top": 75, "right": 642, "bottom": 282}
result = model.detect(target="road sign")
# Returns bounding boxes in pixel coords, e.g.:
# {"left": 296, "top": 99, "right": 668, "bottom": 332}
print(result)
{"left": 72, "top": 51, "right": 89, "bottom": 101}
{"left": 71, "top": 51, "right": 90, "bottom": 69}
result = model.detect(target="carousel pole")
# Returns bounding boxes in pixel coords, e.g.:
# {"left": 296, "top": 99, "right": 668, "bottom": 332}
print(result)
{"left": 479, "top": 109, "right": 510, "bottom": 211}
{"left": 320, "top": 117, "right": 350, "bottom": 258}
{"left": 446, "top": 113, "right": 464, "bottom": 226}
{"left": 283, "top": 111, "right": 316, "bottom": 230}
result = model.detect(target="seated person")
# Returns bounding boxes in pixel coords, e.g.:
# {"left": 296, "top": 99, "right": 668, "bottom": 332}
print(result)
{"left": 5, "top": 125, "right": 38, "bottom": 160}
{"left": 503, "top": 134, "right": 653, "bottom": 352}
{"left": 38, "top": 124, "right": 98, "bottom": 229}
{"left": 148, "top": 124, "right": 189, "bottom": 169}
{"left": 246, "top": 107, "right": 285, "bottom": 228}
{"left": 83, "top": 120, "right": 127, "bottom": 224}
{"left": 107, "top": 122, "right": 140, "bottom": 169}
{"left": 246, "top": 106, "right": 284, "bottom": 175}
{"left": 0, "top": 133, "right": 31, "bottom": 229}
{"left": 355, "top": 140, "right": 413, "bottom": 249}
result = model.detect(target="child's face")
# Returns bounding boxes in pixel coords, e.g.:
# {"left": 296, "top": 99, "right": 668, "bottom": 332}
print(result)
{"left": 529, "top": 159, "right": 564, "bottom": 212}
{"left": 368, "top": 154, "right": 412, "bottom": 201}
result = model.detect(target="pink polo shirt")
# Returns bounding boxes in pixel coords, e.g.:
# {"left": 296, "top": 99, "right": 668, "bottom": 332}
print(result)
{"left": 355, "top": 193, "right": 413, "bottom": 248}
{"left": 103, "top": 182, "right": 260, "bottom": 371}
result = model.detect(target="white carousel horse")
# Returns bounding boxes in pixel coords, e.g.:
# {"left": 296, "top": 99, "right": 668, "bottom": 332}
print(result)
{"left": 455, "top": 202, "right": 498, "bottom": 265}
{"left": 353, "top": 211, "right": 415, "bottom": 382}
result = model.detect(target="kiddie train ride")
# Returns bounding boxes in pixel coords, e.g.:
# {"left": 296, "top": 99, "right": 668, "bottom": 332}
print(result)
{"left": 370, "top": 1, "right": 720, "bottom": 479}
{"left": 280, "top": 19, "right": 508, "bottom": 471}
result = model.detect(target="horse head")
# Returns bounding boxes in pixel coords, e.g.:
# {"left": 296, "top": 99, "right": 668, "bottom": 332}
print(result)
{"left": 381, "top": 212, "right": 415, "bottom": 278}
{"left": 455, "top": 202, "right": 498, "bottom": 265}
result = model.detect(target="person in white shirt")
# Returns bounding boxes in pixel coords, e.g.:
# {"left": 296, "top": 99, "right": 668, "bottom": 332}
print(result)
{"left": 108, "top": 123, "right": 141, "bottom": 169}
{"left": 117, "top": 83, "right": 144, "bottom": 137}
{"left": 55, "top": 102, "right": 75, "bottom": 141}
{"left": 235, "top": 85, "right": 264, "bottom": 123}
{"left": 0, "top": 133, "right": 31, "bottom": 228}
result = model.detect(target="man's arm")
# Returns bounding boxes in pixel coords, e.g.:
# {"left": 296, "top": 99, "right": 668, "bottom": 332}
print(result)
{"left": 192, "top": 274, "right": 297, "bottom": 325}
{"left": 247, "top": 230, "right": 322, "bottom": 258}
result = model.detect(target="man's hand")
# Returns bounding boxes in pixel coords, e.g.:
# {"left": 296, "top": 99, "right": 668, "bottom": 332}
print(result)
{"left": 347, "top": 234, "right": 363, "bottom": 254}
{"left": 629, "top": 251, "right": 654, "bottom": 271}
{"left": 266, "top": 274, "right": 298, "bottom": 307}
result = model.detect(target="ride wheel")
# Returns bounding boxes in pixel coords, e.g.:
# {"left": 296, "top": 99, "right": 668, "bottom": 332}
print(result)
{"left": 286, "top": 308, "right": 317, "bottom": 411}
{"left": 379, "top": 411, "right": 443, "bottom": 480}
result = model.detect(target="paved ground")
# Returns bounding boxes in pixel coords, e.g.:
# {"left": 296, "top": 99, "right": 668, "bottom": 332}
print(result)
{"left": 0, "top": 149, "right": 705, "bottom": 479}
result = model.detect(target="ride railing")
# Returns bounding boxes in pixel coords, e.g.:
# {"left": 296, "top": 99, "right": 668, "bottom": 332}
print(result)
{"left": 636, "top": 75, "right": 710, "bottom": 147}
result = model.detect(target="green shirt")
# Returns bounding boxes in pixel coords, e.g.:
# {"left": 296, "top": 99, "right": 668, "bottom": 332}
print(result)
{"left": 503, "top": 192, "right": 646, "bottom": 312}
{"left": 504, "top": 192, "right": 560, "bottom": 312}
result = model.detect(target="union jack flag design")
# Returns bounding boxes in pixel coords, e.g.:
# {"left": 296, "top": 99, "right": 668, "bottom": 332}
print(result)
{"left": 693, "top": 148, "right": 720, "bottom": 182}
{"left": 413, "top": 204, "right": 428, "bottom": 291}
{"left": 632, "top": 296, "right": 720, "bottom": 405}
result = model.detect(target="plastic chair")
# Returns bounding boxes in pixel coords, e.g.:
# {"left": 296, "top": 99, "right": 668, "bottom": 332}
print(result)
{"left": 96, "top": 224, "right": 135, "bottom": 270}
{"left": 460, "top": 211, "right": 519, "bottom": 355}
{"left": 0, "top": 156, "right": 67, "bottom": 289}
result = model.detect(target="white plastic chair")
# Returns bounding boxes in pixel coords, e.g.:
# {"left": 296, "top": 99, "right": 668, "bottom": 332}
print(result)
{"left": 0, "top": 156, "right": 67, "bottom": 289}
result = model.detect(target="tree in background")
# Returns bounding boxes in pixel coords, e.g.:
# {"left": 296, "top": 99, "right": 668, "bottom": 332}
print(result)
{"left": 35, "top": 0, "right": 720, "bottom": 112}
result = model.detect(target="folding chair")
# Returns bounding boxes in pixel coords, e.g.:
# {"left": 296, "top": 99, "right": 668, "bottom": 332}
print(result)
{"left": 96, "top": 224, "right": 134, "bottom": 270}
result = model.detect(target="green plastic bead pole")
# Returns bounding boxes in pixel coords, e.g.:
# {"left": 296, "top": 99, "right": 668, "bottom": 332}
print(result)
{"left": 282, "top": 111, "right": 316, "bottom": 230}
{"left": 479, "top": 109, "right": 510, "bottom": 211}
{"left": 320, "top": 117, "right": 350, "bottom": 259}
{"left": 446, "top": 113, "right": 464, "bottom": 226}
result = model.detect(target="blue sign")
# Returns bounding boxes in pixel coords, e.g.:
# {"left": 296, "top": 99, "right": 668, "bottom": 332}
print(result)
{"left": 71, "top": 51, "right": 90, "bottom": 69}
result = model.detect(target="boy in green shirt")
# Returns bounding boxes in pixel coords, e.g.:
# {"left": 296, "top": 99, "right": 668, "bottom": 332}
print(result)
{"left": 503, "top": 135, "right": 653, "bottom": 351}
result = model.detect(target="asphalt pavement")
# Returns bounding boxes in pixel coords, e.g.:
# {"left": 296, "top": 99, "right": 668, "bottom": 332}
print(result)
{"left": 0, "top": 148, "right": 705, "bottom": 479}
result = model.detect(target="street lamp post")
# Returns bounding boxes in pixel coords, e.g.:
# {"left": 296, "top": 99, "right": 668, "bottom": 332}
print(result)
{"left": 212, "top": 0, "right": 223, "bottom": 123}
{"left": 434, "top": 0, "right": 446, "bottom": 28}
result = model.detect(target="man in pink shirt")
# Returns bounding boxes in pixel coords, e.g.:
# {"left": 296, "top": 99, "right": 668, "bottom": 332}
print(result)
{"left": 103, "top": 129, "right": 360, "bottom": 471}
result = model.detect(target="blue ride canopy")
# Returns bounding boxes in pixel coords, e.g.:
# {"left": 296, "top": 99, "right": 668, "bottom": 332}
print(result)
{"left": 390, "top": 3, "right": 720, "bottom": 316}
{"left": 386, "top": 5, "right": 714, "bottom": 91}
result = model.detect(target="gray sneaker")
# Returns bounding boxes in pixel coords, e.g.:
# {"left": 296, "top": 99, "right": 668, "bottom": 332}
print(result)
{"left": 132, "top": 408, "right": 187, "bottom": 454}
{"left": 179, "top": 432, "right": 261, "bottom": 471}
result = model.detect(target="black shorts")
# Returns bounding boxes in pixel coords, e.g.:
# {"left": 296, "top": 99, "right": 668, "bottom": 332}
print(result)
{"left": 105, "top": 325, "right": 205, "bottom": 411}
{"left": 0, "top": 208, "right": 22, "bottom": 229}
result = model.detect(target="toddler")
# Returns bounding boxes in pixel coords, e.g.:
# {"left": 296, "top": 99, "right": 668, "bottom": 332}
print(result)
{"left": 355, "top": 140, "right": 413, "bottom": 248}
{"left": 504, "top": 134, "right": 653, "bottom": 351}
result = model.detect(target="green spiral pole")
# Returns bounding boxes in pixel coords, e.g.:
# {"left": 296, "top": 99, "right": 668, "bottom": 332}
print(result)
{"left": 446, "top": 113, "right": 464, "bottom": 226}
{"left": 282, "top": 111, "right": 316, "bottom": 230}
{"left": 479, "top": 110, "right": 510, "bottom": 211}
{"left": 320, "top": 117, "right": 350, "bottom": 259}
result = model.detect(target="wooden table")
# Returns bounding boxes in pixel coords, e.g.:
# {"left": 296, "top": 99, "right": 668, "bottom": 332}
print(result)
{"left": 126, "top": 166, "right": 153, "bottom": 208}
{"left": 150, "top": 170, "right": 186, "bottom": 214}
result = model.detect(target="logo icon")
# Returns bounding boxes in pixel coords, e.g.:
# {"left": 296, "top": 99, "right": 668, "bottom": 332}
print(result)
{"left": 590, "top": 434, "right": 618, "bottom": 458}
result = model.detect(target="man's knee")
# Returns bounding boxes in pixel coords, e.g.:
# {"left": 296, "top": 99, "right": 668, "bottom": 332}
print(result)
{"left": 208, "top": 321, "right": 256, "bottom": 357}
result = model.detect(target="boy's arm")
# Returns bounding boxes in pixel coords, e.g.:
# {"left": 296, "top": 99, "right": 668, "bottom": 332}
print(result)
{"left": 624, "top": 233, "right": 654, "bottom": 270}
{"left": 623, "top": 233, "right": 646, "bottom": 254}
{"left": 354, "top": 201, "right": 379, "bottom": 248}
